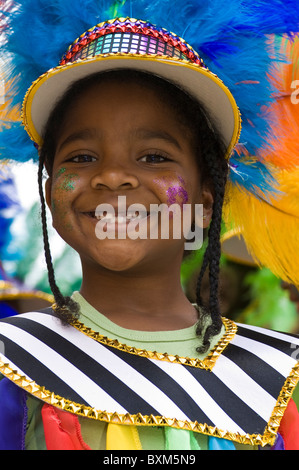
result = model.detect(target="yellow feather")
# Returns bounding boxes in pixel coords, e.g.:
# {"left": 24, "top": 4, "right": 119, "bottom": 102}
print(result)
{"left": 223, "top": 167, "right": 299, "bottom": 286}
{"left": 0, "top": 75, "right": 21, "bottom": 126}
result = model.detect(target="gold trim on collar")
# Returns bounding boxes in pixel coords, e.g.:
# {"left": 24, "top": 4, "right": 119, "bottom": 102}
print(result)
{"left": 66, "top": 315, "right": 237, "bottom": 371}
{"left": 1, "top": 357, "right": 298, "bottom": 446}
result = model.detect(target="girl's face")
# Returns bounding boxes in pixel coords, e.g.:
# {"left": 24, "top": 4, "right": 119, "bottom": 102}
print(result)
{"left": 45, "top": 80, "right": 213, "bottom": 273}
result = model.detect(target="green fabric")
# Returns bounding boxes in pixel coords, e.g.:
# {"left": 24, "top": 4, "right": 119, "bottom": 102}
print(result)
{"left": 71, "top": 291, "right": 225, "bottom": 358}
{"left": 292, "top": 381, "right": 299, "bottom": 412}
{"left": 164, "top": 428, "right": 202, "bottom": 450}
{"left": 25, "top": 396, "right": 46, "bottom": 450}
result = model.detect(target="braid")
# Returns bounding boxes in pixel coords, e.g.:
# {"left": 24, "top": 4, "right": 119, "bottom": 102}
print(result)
{"left": 37, "top": 150, "right": 80, "bottom": 324}
{"left": 195, "top": 146, "right": 228, "bottom": 354}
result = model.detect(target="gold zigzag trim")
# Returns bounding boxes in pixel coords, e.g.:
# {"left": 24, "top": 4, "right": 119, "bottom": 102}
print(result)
{"left": 0, "top": 315, "right": 298, "bottom": 447}
{"left": 264, "top": 361, "right": 299, "bottom": 446}
{"left": 67, "top": 315, "right": 237, "bottom": 371}
{"left": 1, "top": 357, "right": 298, "bottom": 446}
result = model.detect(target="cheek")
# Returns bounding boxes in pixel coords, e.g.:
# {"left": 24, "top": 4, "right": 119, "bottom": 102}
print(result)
{"left": 52, "top": 169, "right": 80, "bottom": 192}
{"left": 50, "top": 197, "right": 73, "bottom": 232}
{"left": 50, "top": 171, "right": 79, "bottom": 230}
{"left": 153, "top": 175, "right": 189, "bottom": 207}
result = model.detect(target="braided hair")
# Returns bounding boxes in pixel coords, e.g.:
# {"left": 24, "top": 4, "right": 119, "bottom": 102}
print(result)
{"left": 37, "top": 150, "right": 80, "bottom": 324}
{"left": 195, "top": 139, "right": 228, "bottom": 354}
{"left": 38, "top": 69, "right": 228, "bottom": 349}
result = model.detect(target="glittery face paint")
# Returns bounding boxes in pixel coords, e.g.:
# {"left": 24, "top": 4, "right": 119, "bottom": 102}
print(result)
{"left": 148, "top": 174, "right": 203, "bottom": 249}
{"left": 50, "top": 168, "right": 79, "bottom": 232}
{"left": 166, "top": 176, "right": 189, "bottom": 206}
{"left": 53, "top": 167, "right": 66, "bottom": 180}
{"left": 56, "top": 172, "right": 79, "bottom": 191}
{"left": 153, "top": 175, "right": 189, "bottom": 207}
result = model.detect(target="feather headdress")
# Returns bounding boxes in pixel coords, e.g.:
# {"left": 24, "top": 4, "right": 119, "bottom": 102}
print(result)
{"left": 0, "top": 0, "right": 299, "bottom": 283}
{"left": 223, "top": 33, "right": 299, "bottom": 285}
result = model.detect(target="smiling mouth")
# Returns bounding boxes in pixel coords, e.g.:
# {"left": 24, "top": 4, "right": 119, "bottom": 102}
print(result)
{"left": 83, "top": 210, "right": 150, "bottom": 223}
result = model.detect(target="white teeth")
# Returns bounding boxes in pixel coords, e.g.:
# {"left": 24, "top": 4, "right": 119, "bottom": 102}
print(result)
{"left": 94, "top": 212, "right": 113, "bottom": 221}
{"left": 126, "top": 212, "right": 137, "bottom": 220}
{"left": 95, "top": 212, "right": 147, "bottom": 222}
{"left": 115, "top": 216, "right": 127, "bottom": 224}
{"left": 126, "top": 211, "right": 144, "bottom": 220}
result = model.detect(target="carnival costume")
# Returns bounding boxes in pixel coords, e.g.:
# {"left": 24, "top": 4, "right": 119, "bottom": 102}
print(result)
{"left": 0, "top": 0, "right": 299, "bottom": 450}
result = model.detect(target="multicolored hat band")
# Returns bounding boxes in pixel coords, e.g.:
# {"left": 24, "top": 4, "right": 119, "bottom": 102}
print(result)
{"left": 22, "top": 17, "right": 241, "bottom": 156}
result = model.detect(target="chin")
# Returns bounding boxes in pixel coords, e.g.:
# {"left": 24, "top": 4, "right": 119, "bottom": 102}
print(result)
{"left": 84, "top": 241, "right": 148, "bottom": 272}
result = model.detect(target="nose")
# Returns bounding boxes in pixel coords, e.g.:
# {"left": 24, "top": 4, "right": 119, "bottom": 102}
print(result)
{"left": 90, "top": 162, "right": 140, "bottom": 191}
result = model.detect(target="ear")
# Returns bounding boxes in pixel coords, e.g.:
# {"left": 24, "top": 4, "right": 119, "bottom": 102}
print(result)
{"left": 200, "top": 187, "right": 214, "bottom": 228}
{"left": 45, "top": 177, "right": 53, "bottom": 212}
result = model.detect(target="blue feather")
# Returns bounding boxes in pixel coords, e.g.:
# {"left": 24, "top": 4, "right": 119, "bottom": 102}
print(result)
{"left": 229, "top": 154, "right": 279, "bottom": 198}
{"left": 0, "top": 169, "right": 21, "bottom": 261}
{"left": 1, "top": 0, "right": 114, "bottom": 110}
{"left": 0, "top": 123, "right": 37, "bottom": 162}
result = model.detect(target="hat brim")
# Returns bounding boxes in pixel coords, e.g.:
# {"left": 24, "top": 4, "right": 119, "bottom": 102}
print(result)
{"left": 22, "top": 53, "right": 241, "bottom": 156}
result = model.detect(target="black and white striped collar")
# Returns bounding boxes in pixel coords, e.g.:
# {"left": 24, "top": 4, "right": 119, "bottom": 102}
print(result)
{"left": 0, "top": 310, "right": 298, "bottom": 447}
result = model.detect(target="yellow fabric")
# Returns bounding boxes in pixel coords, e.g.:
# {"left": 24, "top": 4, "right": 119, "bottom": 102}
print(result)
{"left": 106, "top": 423, "right": 142, "bottom": 450}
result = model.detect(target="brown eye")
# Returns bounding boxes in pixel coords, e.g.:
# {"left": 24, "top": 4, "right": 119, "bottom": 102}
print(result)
{"left": 68, "top": 154, "right": 97, "bottom": 163}
{"left": 139, "top": 153, "right": 170, "bottom": 163}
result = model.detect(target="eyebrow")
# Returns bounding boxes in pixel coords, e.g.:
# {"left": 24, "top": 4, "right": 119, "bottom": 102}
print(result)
{"left": 57, "top": 127, "right": 183, "bottom": 152}
{"left": 57, "top": 128, "right": 99, "bottom": 152}
{"left": 132, "top": 128, "right": 182, "bottom": 150}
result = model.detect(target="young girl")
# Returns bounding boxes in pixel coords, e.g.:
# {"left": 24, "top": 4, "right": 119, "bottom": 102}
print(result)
{"left": 0, "top": 13, "right": 299, "bottom": 451}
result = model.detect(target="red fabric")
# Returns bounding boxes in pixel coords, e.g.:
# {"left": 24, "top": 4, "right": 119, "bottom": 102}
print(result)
{"left": 278, "top": 398, "right": 299, "bottom": 450}
{"left": 41, "top": 404, "right": 91, "bottom": 450}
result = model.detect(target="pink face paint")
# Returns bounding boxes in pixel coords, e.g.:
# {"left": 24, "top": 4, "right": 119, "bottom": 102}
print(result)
{"left": 166, "top": 176, "right": 189, "bottom": 206}
{"left": 154, "top": 175, "right": 189, "bottom": 207}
